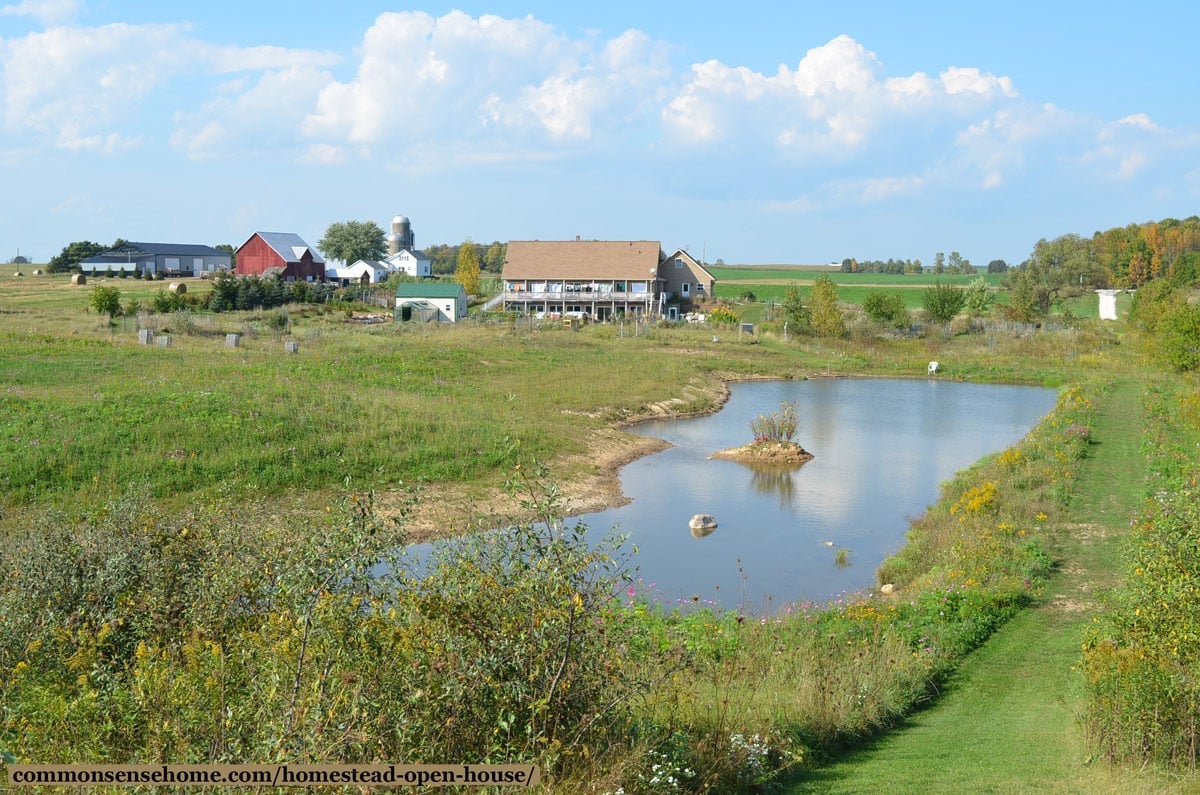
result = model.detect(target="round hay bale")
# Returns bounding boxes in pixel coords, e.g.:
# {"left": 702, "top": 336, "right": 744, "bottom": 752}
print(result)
{"left": 32, "top": 269, "right": 43, "bottom": 276}
{"left": 168, "top": 281, "right": 187, "bottom": 295}
{"left": 72, "top": 273, "right": 87, "bottom": 285}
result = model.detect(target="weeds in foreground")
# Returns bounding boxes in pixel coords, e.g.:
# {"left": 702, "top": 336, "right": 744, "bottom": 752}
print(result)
{"left": 1082, "top": 379, "right": 1200, "bottom": 770}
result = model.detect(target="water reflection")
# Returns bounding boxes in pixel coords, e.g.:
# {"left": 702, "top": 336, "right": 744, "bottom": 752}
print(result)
{"left": 747, "top": 463, "right": 804, "bottom": 509}
{"left": 579, "top": 379, "right": 1058, "bottom": 610}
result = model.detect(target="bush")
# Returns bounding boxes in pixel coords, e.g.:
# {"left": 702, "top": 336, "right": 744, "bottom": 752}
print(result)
{"left": 89, "top": 285, "right": 121, "bottom": 322}
{"left": 1157, "top": 303, "right": 1200, "bottom": 371}
{"left": 923, "top": 282, "right": 967, "bottom": 324}
{"left": 749, "top": 401, "right": 798, "bottom": 443}
{"left": 862, "top": 290, "right": 908, "bottom": 326}
{"left": 0, "top": 475, "right": 643, "bottom": 778}
{"left": 708, "top": 306, "right": 738, "bottom": 326}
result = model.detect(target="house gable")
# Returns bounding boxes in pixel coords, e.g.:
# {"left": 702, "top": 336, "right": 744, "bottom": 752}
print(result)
{"left": 659, "top": 249, "right": 715, "bottom": 304}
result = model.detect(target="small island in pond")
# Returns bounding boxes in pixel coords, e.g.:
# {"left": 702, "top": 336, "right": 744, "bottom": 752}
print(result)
{"left": 710, "top": 439, "right": 814, "bottom": 465}
{"left": 710, "top": 400, "right": 814, "bottom": 466}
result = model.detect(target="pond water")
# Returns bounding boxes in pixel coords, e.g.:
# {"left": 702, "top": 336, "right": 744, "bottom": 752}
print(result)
{"left": 568, "top": 378, "right": 1058, "bottom": 611}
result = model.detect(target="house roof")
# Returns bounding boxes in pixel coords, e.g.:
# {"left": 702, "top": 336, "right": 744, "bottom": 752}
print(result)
{"left": 329, "top": 259, "right": 389, "bottom": 276}
{"left": 395, "top": 282, "right": 466, "bottom": 298}
{"left": 385, "top": 248, "right": 429, "bottom": 264}
{"left": 239, "top": 232, "right": 325, "bottom": 265}
{"left": 503, "top": 240, "right": 663, "bottom": 280}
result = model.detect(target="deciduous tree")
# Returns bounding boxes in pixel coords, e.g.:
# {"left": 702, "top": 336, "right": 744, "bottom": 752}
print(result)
{"left": 809, "top": 275, "right": 845, "bottom": 337}
{"left": 90, "top": 285, "right": 121, "bottom": 323}
{"left": 318, "top": 221, "right": 386, "bottom": 264}
{"left": 455, "top": 239, "right": 481, "bottom": 297}
{"left": 923, "top": 282, "right": 966, "bottom": 324}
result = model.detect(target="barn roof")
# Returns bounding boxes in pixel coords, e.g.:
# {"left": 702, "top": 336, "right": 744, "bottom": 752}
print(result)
{"left": 502, "top": 240, "right": 663, "bottom": 280}
{"left": 85, "top": 241, "right": 228, "bottom": 262}
{"left": 124, "top": 241, "right": 228, "bottom": 257}
{"left": 239, "top": 232, "right": 325, "bottom": 265}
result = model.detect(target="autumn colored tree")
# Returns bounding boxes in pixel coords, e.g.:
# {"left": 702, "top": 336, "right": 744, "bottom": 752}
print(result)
{"left": 454, "top": 239, "right": 481, "bottom": 297}
{"left": 809, "top": 275, "right": 845, "bottom": 337}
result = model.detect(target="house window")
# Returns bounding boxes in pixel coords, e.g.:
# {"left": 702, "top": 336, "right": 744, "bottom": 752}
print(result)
{"left": 675, "top": 258, "right": 684, "bottom": 268}
{"left": 696, "top": 283, "right": 706, "bottom": 294}
{"left": 682, "top": 282, "right": 691, "bottom": 298}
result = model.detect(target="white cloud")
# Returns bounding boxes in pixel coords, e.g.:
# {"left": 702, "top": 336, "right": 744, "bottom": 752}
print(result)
{"left": 0, "top": 0, "right": 79, "bottom": 25}
{"left": 1082, "top": 111, "right": 1200, "bottom": 181}
{"left": 172, "top": 64, "right": 334, "bottom": 158}
{"left": 303, "top": 11, "right": 668, "bottom": 153}
{"left": 0, "top": 21, "right": 337, "bottom": 155}
{"left": 661, "top": 34, "right": 1021, "bottom": 161}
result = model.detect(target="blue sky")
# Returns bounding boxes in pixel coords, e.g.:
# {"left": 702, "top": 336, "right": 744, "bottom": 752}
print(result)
{"left": 2, "top": 1, "right": 1198, "bottom": 266}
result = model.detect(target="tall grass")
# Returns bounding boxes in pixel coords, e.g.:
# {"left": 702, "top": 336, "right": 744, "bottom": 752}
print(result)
{"left": 1082, "top": 380, "right": 1200, "bottom": 769}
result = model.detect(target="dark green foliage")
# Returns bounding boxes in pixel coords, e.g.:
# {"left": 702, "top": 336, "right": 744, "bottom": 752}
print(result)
{"left": 862, "top": 290, "right": 909, "bottom": 325}
{"left": 317, "top": 220, "right": 386, "bottom": 264}
{"left": 204, "top": 272, "right": 336, "bottom": 313}
{"left": 923, "top": 282, "right": 967, "bottom": 324}
{"left": 1157, "top": 303, "right": 1200, "bottom": 371}
{"left": 48, "top": 241, "right": 105, "bottom": 273}
{"left": 987, "top": 259, "right": 1009, "bottom": 273}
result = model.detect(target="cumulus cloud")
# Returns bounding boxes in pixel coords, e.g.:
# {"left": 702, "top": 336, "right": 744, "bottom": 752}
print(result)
{"left": 0, "top": 21, "right": 337, "bottom": 154}
{"left": 172, "top": 64, "right": 334, "bottom": 158}
{"left": 662, "top": 34, "right": 1020, "bottom": 161}
{"left": 303, "top": 11, "right": 669, "bottom": 154}
{"left": 1081, "top": 111, "right": 1186, "bottom": 180}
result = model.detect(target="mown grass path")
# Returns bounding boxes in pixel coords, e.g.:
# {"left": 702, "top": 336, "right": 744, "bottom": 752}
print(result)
{"left": 790, "top": 379, "right": 1191, "bottom": 793}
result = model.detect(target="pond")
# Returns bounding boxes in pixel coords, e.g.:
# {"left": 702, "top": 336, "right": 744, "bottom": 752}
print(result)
{"left": 570, "top": 378, "right": 1058, "bottom": 611}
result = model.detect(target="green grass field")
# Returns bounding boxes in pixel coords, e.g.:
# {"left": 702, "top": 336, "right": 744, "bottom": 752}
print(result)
{"left": 1, "top": 268, "right": 1194, "bottom": 792}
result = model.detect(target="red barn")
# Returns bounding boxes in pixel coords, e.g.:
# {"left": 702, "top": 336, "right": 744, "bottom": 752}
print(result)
{"left": 235, "top": 232, "right": 326, "bottom": 281}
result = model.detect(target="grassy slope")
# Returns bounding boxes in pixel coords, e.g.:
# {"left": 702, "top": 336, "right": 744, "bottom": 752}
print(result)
{"left": 790, "top": 378, "right": 1191, "bottom": 793}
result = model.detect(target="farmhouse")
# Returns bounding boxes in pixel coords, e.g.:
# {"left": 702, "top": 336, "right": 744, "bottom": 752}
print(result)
{"left": 80, "top": 242, "right": 231, "bottom": 277}
{"left": 395, "top": 282, "right": 467, "bottom": 323}
{"left": 325, "top": 214, "right": 432, "bottom": 285}
{"left": 326, "top": 259, "right": 390, "bottom": 286}
{"left": 500, "top": 240, "right": 715, "bottom": 321}
{"left": 236, "top": 232, "right": 325, "bottom": 281}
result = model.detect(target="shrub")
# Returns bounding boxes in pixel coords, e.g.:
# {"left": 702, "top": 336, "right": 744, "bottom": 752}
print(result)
{"left": 964, "top": 277, "right": 992, "bottom": 315}
{"left": 923, "top": 282, "right": 967, "bottom": 324}
{"left": 809, "top": 275, "right": 845, "bottom": 337}
{"left": 708, "top": 306, "right": 739, "bottom": 326}
{"left": 1157, "top": 302, "right": 1200, "bottom": 371}
{"left": 862, "top": 290, "right": 908, "bottom": 326}
{"left": 749, "top": 401, "right": 798, "bottom": 443}
{"left": 89, "top": 285, "right": 121, "bottom": 322}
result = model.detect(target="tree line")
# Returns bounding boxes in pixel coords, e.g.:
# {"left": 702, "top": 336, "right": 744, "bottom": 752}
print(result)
{"left": 838, "top": 253, "right": 1009, "bottom": 274}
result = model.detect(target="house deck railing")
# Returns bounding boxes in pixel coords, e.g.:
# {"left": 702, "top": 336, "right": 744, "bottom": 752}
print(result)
{"left": 503, "top": 290, "right": 656, "bottom": 302}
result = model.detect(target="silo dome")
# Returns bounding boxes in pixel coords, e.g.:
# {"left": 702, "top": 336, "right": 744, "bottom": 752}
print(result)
{"left": 392, "top": 215, "right": 410, "bottom": 227}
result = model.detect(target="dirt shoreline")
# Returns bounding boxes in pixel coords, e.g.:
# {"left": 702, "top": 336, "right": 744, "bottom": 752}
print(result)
{"left": 395, "top": 372, "right": 865, "bottom": 543}
{"left": 394, "top": 376, "right": 755, "bottom": 542}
